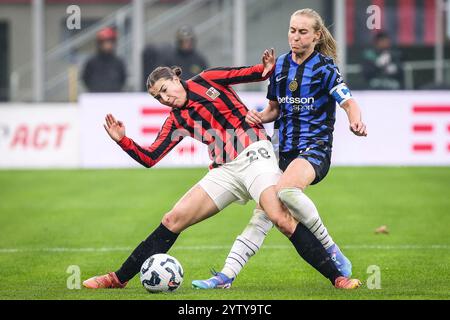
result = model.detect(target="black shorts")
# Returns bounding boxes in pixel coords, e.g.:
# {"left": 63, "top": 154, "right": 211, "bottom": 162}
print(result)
{"left": 279, "top": 146, "right": 332, "bottom": 185}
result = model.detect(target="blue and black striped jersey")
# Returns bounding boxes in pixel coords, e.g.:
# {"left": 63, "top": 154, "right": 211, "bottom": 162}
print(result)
{"left": 267, "top": 51, "right": 352, "bottom": 153}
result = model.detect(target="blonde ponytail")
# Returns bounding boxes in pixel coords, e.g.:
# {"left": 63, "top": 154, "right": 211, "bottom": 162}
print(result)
{"left": 292, "top": 9, "right": 338, "bottom": 62}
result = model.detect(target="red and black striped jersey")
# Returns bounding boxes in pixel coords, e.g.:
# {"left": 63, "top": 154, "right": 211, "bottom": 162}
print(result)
{"left": 118, "top": 63, "right": 273, "bottom": 168}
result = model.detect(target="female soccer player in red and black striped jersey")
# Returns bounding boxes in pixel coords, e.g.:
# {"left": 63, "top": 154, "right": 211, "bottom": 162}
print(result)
{"left": 83, "top": 48, "right": 361, "bottom": 290}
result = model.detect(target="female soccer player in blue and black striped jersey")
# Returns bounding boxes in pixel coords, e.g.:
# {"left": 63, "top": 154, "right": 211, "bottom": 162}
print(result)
{"left": 193, "top": 9, "right": 367, "bottom": 290}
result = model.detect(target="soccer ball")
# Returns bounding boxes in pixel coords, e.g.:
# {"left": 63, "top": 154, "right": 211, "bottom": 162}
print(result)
{"left": 140, "top": 253, "right": 184, "bottom": 293}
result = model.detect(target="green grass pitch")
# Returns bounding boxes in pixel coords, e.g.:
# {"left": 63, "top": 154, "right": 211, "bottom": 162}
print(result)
{"left": 0, "top": 167, "right": 449, "bottom": 300}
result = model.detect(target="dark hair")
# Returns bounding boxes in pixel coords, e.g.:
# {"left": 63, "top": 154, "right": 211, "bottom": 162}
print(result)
{"left": 146, "top": 66, "right": 182, "bottom": 91}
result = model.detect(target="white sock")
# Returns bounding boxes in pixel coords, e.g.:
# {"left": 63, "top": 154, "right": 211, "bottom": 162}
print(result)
{"left": 278, "top": 187, "right": 334, "bottom": 249}
{"left": 221, "top": 208, "right": 273, "bottom": 278}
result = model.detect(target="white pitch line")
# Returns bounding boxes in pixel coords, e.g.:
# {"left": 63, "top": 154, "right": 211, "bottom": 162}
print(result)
{"left": 0, "top": 244, "right": 449, "bottom": 253}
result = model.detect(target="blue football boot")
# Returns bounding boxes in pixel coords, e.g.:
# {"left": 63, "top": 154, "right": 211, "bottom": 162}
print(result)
{"left": 192, "top": 269, "right": 234, "bottom": 289}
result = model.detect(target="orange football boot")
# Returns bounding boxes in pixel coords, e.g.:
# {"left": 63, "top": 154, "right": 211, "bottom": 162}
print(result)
{"left": 334, "top": 276, "right": 362, "bottom": 289}
{"left": 83, "top": 272, "right": 127, "bottom": 289}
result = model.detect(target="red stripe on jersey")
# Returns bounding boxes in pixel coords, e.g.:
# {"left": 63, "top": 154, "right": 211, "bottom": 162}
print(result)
{"left": 225, "top": 86, "right": 268, "bottom": 142}
{"left": 187, "top": 80, "right": 241, "bottom": 161}
{"left": 203, "top": 64, "right": 271, "bottom": 86}
{"left": 177, "top": 105, "right": 230, "bottom": 162}
{"left": 193, "top": 76, "right": 267, "bottom": 157}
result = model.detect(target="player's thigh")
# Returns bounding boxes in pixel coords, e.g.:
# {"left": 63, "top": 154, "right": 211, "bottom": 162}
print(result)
{"left": 163, "top": 184, "right": 220, "bottom": 233}
{"left": 277, "top": 158, "right": 316, "bottom": 191}
{"left": 258, "top": 186, "right": 297, "bottom": 237}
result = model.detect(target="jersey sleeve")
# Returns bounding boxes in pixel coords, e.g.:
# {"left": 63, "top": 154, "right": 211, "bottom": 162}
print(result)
{"left": 201, "top": 64, "right": 274, "bottom": 86}
{"left": 266, "top": 71, "right": 277, "bottom": 101}
{"left": 323, "top": 64, "right": 353, "bottom": 106}
{"left": 117, "top": 115, "right": 184, "bottom": 168}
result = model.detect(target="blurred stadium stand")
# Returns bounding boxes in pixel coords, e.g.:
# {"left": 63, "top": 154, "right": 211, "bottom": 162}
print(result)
{"left": 0, "top": 0, "right": 449, "bottom": 102}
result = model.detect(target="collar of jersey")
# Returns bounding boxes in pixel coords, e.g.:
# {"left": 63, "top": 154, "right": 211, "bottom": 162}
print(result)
{"left": 288, "top": 50, "right": 318, "bottom": 67}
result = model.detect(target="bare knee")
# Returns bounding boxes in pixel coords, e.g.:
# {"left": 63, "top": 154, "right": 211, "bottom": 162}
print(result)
{"left": 271, "top": 213, "right": 296, "bottom": 237}
{"left": 162, "top": 209, "right": 185, "bottom": 233}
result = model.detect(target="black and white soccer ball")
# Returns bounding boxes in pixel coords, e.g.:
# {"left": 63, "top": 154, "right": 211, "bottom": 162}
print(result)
{"left": 140, "top": 253, "right": 184, "bottom": 293}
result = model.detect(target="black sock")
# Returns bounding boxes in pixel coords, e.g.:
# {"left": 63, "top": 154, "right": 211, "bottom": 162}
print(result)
{"left": 115, "top": 223, "right": 179, "bottom": 283}
{"left": 289, "top": 222, "right": 342, "bottom": 284}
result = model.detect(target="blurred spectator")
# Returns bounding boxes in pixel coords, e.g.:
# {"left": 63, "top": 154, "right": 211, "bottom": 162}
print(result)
{"left": 362, "top": 32, "right": 403, "bottom": 90}
{"left": 168, "top": 25, "right": 208, "bottom": 80}
{"left": 82, "top": 27, "right": 126, "bottom": 92}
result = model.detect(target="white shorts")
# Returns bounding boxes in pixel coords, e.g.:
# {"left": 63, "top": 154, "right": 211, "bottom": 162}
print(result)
{"left": 198, "top": 140, "right": 282, "bottom": 210}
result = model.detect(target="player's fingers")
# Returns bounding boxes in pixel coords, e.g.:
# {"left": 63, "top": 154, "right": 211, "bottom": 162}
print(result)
{"left": 246, "top": 114, "right": 259, "bottom": 125}
{"left": 249, "top": 110, "right": 262, "bottom": 122}
{"left": 107, "top": 114, "right": 116, "bottom": 126}
{"left": 107, "top": 114, "right": 115, "bottom": 126}
{"left": 251, "top": 117, "right": 261, "bottom": 125}
{"left": 356, "top": 126, "right": 367, "bottom": 136}
{"left": 359, "top": 124, "right": 366, "bottom": 134}
{"left": 246, "top": 117, "right": 255, "bottom": 125}
{"left": 253, "top": 116, "right": 262, "bottom": 124}
{"left": 246, "top": 115, "right": 256, "bottom": 124}
{"left": 110, "top": 114, "right": 118, "bottom": 125}
{"left": 361, "top": 125, "right": 368, "bottom": 136}
{"left": 105, "top": 115, "right": 112, "bottom": 128}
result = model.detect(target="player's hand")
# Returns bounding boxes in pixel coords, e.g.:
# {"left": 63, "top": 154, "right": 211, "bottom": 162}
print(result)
{"left": 104, "top": 113, "right": 126, "bottom": 142}
{"left": 246, "top": 109, "right": 263, "bottom": 126}
{"left": 262, "top": 48, "right": 275, "bottom": 78}
{"left": 350, "top": 121, "right": 367, "bottom": 137}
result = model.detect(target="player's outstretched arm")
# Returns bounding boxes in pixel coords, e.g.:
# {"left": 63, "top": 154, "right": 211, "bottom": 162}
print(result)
{"left": 340, "top": 99, "right": 368, "bottom": 137}
{"left": 202, "top": 48, "right": 276, "bottom": 86}
{"left": 246, "top": 100, "right": 280, "bottom": 126}
{"left": 104, "top": 113, "right": 184, "bottom": 168}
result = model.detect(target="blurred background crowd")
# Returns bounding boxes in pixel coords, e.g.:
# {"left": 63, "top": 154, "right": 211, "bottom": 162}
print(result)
{"left": 0, "top": 0, "right": 449, "bottom": 102}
